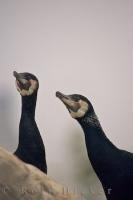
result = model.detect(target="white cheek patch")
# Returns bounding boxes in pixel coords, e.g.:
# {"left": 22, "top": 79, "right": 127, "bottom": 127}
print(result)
{"left": 28, "top": 88, "right": 34, "bottom": 95}
{"left": 21, "top": 89, "right": 28, "bottom": 96}
{"left": 19, "top": 78, "right": 28, "bottom": 84}
{"left": 15, "top": 81, "right": 21, "bottom": 93}
{"left": 71, "top": 109, "right": 86, "bottom": 118}
{"left": 16, "top": 80, "right": 38, "bottom": 96}
{"left": 70, "top": 100, "right": 89, "bottom": 118}
{"left": 30, "top": 79, "right": 38, "bottom": 91}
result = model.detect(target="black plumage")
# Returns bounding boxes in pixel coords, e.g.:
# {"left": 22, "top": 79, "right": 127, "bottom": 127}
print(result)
{"left": 13, "top": 71, "right": 47, "bottom": 173}
{"left": 56, "top": 91, "right": 133, "bottom": 200}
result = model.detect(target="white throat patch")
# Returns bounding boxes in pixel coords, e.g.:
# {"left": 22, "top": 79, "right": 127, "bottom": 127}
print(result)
{"left": 16, "top": 79, "right": 38, "bottom": 96}
{"left": 70, "top": 100, "right": 89, "bottom": 118}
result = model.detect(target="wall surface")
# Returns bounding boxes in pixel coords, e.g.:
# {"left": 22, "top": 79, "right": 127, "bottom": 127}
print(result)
{"left": 0, "top": 1, "right": 133, "bottom": 199}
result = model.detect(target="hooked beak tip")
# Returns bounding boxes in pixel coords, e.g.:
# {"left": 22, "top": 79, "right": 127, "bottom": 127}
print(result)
{"left": 56, "top": 91, "right": 62, "bottom": 98}
{"left": 13, "top": 71, "right": 19, "bottom": 78}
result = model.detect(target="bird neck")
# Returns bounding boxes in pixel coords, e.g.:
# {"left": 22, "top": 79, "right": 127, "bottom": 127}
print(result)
{"left": 21, "top": 91, "right": 37, "bottom": 118}
{"left": 77, "top": 110, "right": 119, "bottom": 175}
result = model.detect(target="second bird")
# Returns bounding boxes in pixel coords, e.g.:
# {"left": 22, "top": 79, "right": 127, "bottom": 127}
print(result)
{"left": 13, "top": 71, "right": 47, "bottom": 173}
{"left": 56, "top": 91, "right": 133, "bottom": 200}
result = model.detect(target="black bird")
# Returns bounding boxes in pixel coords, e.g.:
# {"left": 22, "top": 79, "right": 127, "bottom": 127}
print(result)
{"left": 13, "top": 71, "right": 47, "bottom": 173}
{"left": 56, "top": 91, "right": 133, "bottom": 200}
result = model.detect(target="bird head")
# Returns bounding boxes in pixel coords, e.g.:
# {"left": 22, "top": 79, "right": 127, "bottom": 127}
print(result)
{"left": 13, "top": 71, "right": 39, "bottom": 96}
{"left": 56, "top": 91, "right": 93, "bottom": 119}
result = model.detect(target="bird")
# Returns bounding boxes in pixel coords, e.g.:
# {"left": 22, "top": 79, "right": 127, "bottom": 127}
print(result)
{"left": 56, "top": 91, "right": 133, "bottom": 200}
{"left": 13, "top": 71, "right": 47, "bottom": 173}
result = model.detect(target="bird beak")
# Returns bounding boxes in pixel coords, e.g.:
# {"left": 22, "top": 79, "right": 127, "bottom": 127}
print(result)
{"left": 13, "top": 71, "right": 30, "bottom": 90}
{"left": 13, "top": 71, "right": 20, "bottom": 79}
{"left": 56, "top": 91, "right": 80, "bottom": 112}
{"left": 13, "top": 71, "right": 27, "bottom": 84}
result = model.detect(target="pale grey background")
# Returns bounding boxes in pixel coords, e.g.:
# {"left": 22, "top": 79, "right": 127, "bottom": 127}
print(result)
{"left": 0, "top": 0, "right": 133, "bottom": 199}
